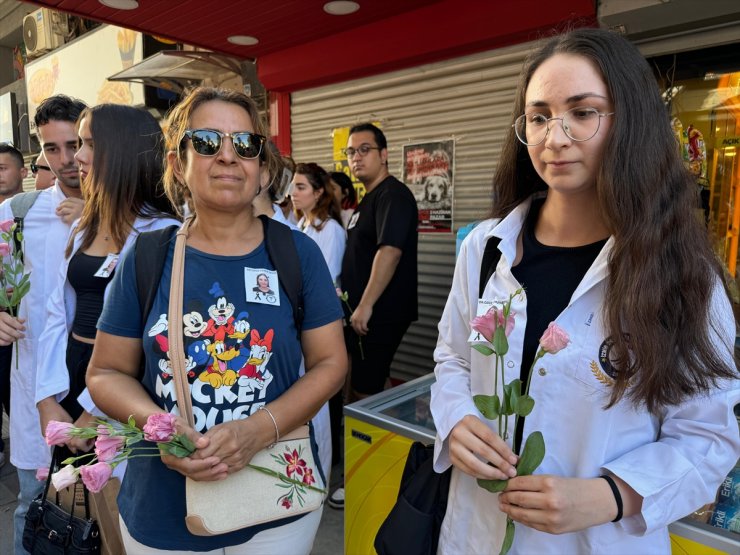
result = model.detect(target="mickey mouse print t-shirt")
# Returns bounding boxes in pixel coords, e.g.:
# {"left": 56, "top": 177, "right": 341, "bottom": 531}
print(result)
{"left": 97, "top": 229, "right": 342, "bottom": 551}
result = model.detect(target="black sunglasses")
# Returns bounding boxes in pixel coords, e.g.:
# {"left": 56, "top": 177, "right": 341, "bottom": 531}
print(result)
{"left": 30, "top": 162, "right": 51, "bottom": 175}
{"left": 182, "top": 129, "right": 265, "bottom": 160}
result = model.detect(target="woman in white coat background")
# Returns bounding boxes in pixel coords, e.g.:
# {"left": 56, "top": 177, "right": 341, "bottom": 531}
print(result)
{"left": 291, "top": 162, "right": 346, "bottom": 285}
{"left": 431, "top": 28, "right": 740, "bottom": 554}
{"left": 35, "top": 104, "right": 180, "bottom": 437}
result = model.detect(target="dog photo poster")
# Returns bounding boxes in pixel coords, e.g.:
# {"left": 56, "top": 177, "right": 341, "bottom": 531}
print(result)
{"left": 402, "top": 139, "right": 454, "bottom": 233}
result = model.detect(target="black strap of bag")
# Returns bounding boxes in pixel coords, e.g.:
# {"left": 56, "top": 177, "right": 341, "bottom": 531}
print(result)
{"left": 479, "top": 236, "right": 502, "bottom": 298}
{"left": 258, "top": 215, "right": 305, "bottom": 335}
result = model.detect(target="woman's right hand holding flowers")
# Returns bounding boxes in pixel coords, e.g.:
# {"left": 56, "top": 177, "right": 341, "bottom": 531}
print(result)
{"left": 449, "top": 414, "right": 518, "bottom": 480}
{"left": 154, "top": 414, "right": 227, "bottom": 481}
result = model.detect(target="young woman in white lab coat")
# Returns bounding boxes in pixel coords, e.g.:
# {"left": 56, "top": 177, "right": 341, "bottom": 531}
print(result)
{"left": 431, "top": 28, "right": 740, "bottom": 554}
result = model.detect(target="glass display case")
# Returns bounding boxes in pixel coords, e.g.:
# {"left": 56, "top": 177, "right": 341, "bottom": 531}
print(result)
{"left": 344, "top": 374, "right": 740, "bottom": 555}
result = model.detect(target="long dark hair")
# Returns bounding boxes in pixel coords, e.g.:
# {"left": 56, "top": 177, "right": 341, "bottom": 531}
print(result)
{"left": 491, "top": 28, "right": 736, "bottom": 412}
{"left": 68, "top": 104, "right": 178, "bottom": 256}
{"left": 294, "top": 162, "right": 343, "bottom": 230}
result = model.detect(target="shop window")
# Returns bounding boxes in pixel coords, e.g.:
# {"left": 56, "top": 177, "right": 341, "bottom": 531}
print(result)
{"left": 652, "top": 45, "right": 740, "bottom": 283}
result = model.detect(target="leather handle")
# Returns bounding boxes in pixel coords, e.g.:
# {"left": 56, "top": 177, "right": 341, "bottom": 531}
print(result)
{"left": 169, "top": 217, "right": 194, "bottom": 427}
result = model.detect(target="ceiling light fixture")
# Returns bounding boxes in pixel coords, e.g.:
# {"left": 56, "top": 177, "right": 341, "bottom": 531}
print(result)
{"left": 228, "top": 35, "right": 259, "bottom": 46}
{"left": 323, "top": 1, "right": 360, "bottom": 15}
{"left": 99, "top": 0, "right": 139, "bottom": 9}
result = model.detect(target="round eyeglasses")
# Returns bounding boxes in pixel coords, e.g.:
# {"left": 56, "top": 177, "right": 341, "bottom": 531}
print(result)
{"left": 342, "top": 145, "right": 382, "bottom": 159}
{"left": 513, "top": 107, "right": 614, "bottom": 146}
{"left": 183, "top": 129, "right": 266, "bottom": 160}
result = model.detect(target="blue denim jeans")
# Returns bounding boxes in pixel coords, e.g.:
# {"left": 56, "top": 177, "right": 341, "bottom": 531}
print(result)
{"left": 15, "top": 468, "right": 44, "bottom": 555}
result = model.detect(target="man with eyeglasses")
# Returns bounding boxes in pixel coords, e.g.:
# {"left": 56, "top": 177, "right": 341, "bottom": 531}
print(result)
{"left": 341, "top": 124, "right": 418, "bottom": 392}
{"left": 31, "top": 152, "right": 55, "bottom": 191}
{"left": 330, "top": 123, "right": 418, "bottom": 509}
{"left": 0, "top": 94, "right": 86, "bottom": 555}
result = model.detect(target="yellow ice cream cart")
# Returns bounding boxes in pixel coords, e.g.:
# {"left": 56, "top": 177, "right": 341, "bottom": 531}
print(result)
{"left": 344, "top": 374, "right": 740, "bottom": 555}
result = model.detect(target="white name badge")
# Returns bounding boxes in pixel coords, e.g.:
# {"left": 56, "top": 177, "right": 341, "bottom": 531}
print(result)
{"left": 347, "top": 211, "right": 360, "bottom": 230}
{"left": 245, "top": 267, "right": 280, "bottom": 306}
{"left": 468, "top": 298, "right": 498, "bottom": 343}
{"left": 94, "top": 253, "right": 119, "bottom": 279}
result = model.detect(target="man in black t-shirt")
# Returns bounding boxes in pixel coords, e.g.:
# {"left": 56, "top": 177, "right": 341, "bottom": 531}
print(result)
{"left": 341, "top": 123, "right": 418, "bottom": 399}
{"left": 329, "top": 124, "right": 418, "bottom": 510}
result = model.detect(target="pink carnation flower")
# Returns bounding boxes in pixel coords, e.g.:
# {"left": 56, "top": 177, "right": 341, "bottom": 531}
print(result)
{"left": 0, "top": 243, "right": 10, "bottom": 257}
{"left": 0, "top": 219, "right": 14, "bottom": 233}
{"left": 143, "top": 413, "right": 177, "bottom": 442}
{"left": 51, "top": 465, "right": 78, "bottom": 490}
{"left": 45, "top": 421, "right": 74, "bottom": 446}
{"left": 539, "top": 322, "right": 570, "bottom": 354}
{"left": 471, "top": 307, "right": 516, "bottom": 342}
{"left": 95, "top": 435, "right": 125, "bottom": 463}
{"left": 36, "top": 467, "right": 49, "bottom": 482}
{"left": 79, "top": 462, "right": 113, "bottom": 493}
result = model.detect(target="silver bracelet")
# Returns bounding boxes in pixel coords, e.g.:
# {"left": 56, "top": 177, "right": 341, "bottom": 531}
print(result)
{"left": 259, "top": 405, "right": 280, "bottom": 448}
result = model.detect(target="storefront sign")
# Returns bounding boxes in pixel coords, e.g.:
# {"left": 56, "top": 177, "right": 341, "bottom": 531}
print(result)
{"left": 402, "top": 139, "right": 454, "bottom": 233}
{"left": 25, "top": 25, "right": 144, "bottom": 134}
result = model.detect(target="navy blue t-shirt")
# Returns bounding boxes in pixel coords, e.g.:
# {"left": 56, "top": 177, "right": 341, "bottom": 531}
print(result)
{"left": 98, "top": 229, "right": 342, "bottom": 551}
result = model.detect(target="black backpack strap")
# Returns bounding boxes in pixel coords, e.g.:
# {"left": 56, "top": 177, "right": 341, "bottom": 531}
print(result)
{"left": 259, "top": 215, "right": 304, "bottom": 333}
{"left": 10, "top": 190, "right": 42, "bottom": 220}
{"left": 134, "top": 225, "right": 178, "bottom": 330}
{"left": 479, "top": 236, "right": 502, "bottom": 298}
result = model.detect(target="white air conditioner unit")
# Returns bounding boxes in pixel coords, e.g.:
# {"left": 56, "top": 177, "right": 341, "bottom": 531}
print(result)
{"left": 23, "top": 8, "right": 68, "bottom": 59}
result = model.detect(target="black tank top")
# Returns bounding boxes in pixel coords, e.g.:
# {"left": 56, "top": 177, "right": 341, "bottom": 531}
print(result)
{"left": 511, "top": 198, "right": 607, "bottom": 450}
{"left": 68, "top": 250, "right": 115, "bottom": 339}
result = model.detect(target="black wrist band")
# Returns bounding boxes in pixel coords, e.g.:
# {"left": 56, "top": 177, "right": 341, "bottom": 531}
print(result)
{"left": 600, "top": 474, "right": 623, "bottom": 522}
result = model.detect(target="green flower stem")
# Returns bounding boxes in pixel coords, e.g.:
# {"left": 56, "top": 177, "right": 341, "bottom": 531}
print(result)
{"left": 494, "top": 354, "right": 501, "bottom": 436}
{"left": 513, "top": 349, "right": 545, "bottom": 455}
{"left": 247, "top": 463, "right": 327, "bottom": 494}
{"left": 500, "top": 353, "right": 508, "bottom": 442}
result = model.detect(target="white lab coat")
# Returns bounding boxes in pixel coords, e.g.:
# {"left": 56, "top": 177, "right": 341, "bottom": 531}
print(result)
{"left": 431, "top": 199, "right": 740, "bottom": 554}
{"left": 297, "top": 216, "right": 346, "bottom": 286}
{"left": 35, "top": 213, "right": 180, "bottom": 406}
{"left": 0, "top": 185, "right": 72, "bottom": 470}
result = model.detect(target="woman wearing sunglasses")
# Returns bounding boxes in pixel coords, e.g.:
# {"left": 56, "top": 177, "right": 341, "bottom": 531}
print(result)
{"left": 291, "top": 162, "right": 346, "bottom": 285}
{"left": 87, "top": 87, "right": 346, "bottom": 553}
{"left": 430, "top": 29, "right": 739, "bottom": 554}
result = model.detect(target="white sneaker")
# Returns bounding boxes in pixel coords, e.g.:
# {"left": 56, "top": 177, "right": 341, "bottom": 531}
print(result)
{"left": 328, "top": 487, "right": 344, "bottom": 510}
{"left": 0, "top": 451, "right": 5, "bottom": 468}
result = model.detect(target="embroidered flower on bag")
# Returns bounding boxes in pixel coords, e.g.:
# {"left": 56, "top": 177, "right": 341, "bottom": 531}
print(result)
{"left": 284, "top": 448, "right": 307, "bottom": 478}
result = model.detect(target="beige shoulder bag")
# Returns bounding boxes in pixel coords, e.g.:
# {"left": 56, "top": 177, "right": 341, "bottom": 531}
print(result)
{"left": 167, "top": 218, "right": 325, "bottom": 536}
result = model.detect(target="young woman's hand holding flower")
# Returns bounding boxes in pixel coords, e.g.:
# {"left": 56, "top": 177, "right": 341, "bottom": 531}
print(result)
{"left": 449, "top": 415, "right": 518, "bottom": 481}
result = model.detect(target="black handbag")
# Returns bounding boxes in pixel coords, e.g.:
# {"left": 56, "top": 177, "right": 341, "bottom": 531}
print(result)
{"left": 22, "top": 447, "right": 101, "bottom": 555}
{"left": 374, "top": 441, "right": 452, "bottom": 555}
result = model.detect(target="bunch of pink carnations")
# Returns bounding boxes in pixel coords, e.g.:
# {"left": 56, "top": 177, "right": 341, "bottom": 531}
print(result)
{"left": 469, "top": 289, "right": 570, "bottom": 555}
{"left": 0, "top": 218, "right": 32, "bottom": 367}
{"left": 43, "top": 413, "right": 194, "bottom": 493}
{"left": 42, "top": 413, "right": 327, "bottom": 497}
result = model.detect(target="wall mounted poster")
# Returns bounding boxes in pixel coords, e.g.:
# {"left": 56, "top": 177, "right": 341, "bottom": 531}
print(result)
{"left": 403, "top": 139, "right": 454, "bottom": 233}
